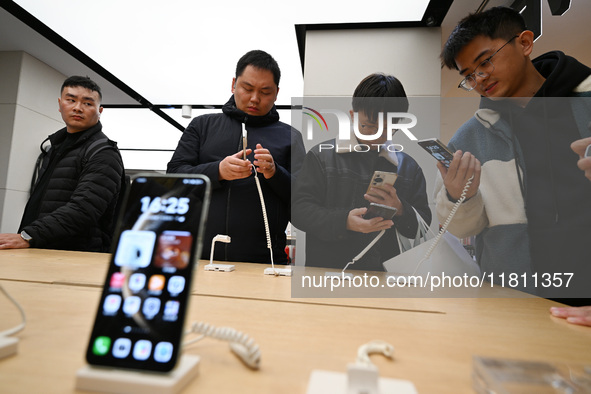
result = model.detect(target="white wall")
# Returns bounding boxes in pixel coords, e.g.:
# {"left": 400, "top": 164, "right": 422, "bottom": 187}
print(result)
{"left": 304, "top": 27, "right": 441, "bottom": 97}
{"left": 0, "top": 51, "right": 64, "bottom": 233}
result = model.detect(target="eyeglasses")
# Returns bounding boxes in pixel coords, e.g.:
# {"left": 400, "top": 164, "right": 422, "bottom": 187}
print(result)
{"left": 458, "top": 35, "right": 519, "bottom": 91}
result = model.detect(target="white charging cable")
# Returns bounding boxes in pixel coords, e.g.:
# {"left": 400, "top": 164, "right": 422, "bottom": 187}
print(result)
{"left": 183, "top": 321, "right": 261, "bottom": 370}
{"left": 253, "top": 172, "right": 275, "bottom": 269}
{"left": 342, "top": 230, "right": 386, "bottom": 273}
{"left": 242, "top": 123, "right": 283, "bottom": 275}
{"left": 411, "top": 175, "right": 474, "bottom": 276}
{"left": 0, "top": 283, "right": 26, "bottom": 337}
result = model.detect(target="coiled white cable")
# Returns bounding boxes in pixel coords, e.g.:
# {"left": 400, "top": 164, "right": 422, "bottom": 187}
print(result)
{"left": 356, "top": 340, "right": 395, "bottom": 366}
{"left": 243, "top": 122, "right": 276, "bottom": 272}
{"left": 254, "top": 173, "right": 275, "bottom": 269}
{"left": 0, "top": 283, "right": 26, "bottom": 337}
{"left": 183, "top": 321, "right": 261, "bottom": 370}
{"left": 411, "top": 175, "right": 474, "bottom": 276}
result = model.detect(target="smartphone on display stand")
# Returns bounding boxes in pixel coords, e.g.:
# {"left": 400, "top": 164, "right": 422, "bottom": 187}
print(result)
{"left": 366, "top": 171, "right": 398, "bottom": 197}
{"left": 85, "top": 174, "right": 210, "bottom": 373}
{"left": 364, "top": 203, "right": 398, "bottom": 220}
{"left": 417, "top": 138, "right": 455, "bottom": 168}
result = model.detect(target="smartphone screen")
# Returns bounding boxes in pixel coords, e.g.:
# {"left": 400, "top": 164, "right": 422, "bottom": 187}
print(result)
{"left": 417, "top": 138, "right": 455, "bottom": 168}
{"left": 85, "top": 174, "right": 210, "bottom": 372}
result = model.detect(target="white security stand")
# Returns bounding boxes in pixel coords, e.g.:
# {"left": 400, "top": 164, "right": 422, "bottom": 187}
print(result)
{"left": 324, "top": 272, "right": 353, "bottom": 279}
{"left": 307, "top": 341, "right": 417, "bottom": 394}
{"left": 264, "top": 267, "right": 292, "bottom": 276}
{"left": 75, "top": 355, "right": 200, "bottom": 394}
{"left": 306, "top": 369, "right": 417, "bottom": 394}
{"left": 204, "top": 263, "right": 235, "bottom": 272}
{"left": 0, "top": 336, "right": 18, "bottom": 359}
{"left": 204, "top": 235, "right": 234, "bottom": 272}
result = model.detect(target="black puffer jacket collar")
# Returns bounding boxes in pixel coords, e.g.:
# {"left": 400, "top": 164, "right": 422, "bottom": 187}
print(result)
{"left": 221, "top": 95, "right": 280, "bottom": 127}
{"left": 48, "top": 121, "right": 103, "bottom": 148}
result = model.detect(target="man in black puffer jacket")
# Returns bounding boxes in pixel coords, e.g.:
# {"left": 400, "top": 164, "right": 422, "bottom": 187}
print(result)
{"left": 0, "top": 76, "right": 124, "bottom": 252}
{"left": 168, "top": 50, "right": 305, "bottom": 264}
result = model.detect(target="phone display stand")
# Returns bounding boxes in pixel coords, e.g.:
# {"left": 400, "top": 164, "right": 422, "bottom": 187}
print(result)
{"left": 264, "top": 267, "right": 292, "bottom": 276}
{"left": 204, "top": 263, "right": 235, "bottom": 272}
{"left": 324, "top": 272, "right": 353, "bottom": 278}
{"left": 306, "top": 369, "right": 417, "bottom": 394}
{"left": 205, "top": 235, "right": 234, "bottom": 272}
{"left": 0, "top": 336, "right": 18, "bottom": 359}
{"left": 75, "top": 355, "right": 200, "bottom": 394}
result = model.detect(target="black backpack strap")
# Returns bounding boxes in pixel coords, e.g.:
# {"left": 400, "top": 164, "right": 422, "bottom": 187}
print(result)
{"left": 82, "top": 137, "right": 120, "bottom": 166}
{"left": 30, "top": 137, "right": 52, "bottom": 193}
{"left": 81, "top": 136, "right": 129, "bottom": 237}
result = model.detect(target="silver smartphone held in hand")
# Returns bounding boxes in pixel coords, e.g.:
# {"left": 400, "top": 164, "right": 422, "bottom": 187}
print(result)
{"left": 242, "top": 124, "right": 248, "bottom": 161}
{"left": 366, "top": 171, "right": 398, "bottom": 197}
{"left": 85, "top": 174, "right": 210, "bottom": 373}
{"left": 417, "top": 138, "right": 455, "bottom": 168}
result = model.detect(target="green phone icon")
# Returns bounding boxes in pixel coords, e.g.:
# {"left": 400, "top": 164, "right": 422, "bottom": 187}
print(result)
{"left": 93, "top": 336, "right": 111, "bottom": 356}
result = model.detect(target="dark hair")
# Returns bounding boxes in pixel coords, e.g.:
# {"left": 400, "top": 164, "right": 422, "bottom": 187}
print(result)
{"left": 61, "top": 75, "right": 102, "bottom": 101}
{"left": 441, "top": 6, "right": 526, "bottom": 70}
{"left": 235, "top": 50, "right": 281, "bottom": 87}
{"left": 352, "top": 73, "right": 409, "bottom": 122}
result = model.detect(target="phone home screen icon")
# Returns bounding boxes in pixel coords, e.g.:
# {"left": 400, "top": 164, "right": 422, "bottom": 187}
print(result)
{"left": 167, "top": 276, "right": 185, "bottom": 296}
{"left": 112, "top": 338, "right": 132, "bottom": 359}
{"left": 154, "top": 342, "right": 174, "bottom": 363}
{"left": 128, "top": 273, "right": 146, "bottom": 293}
{"left": 122, "top": 296, "right": 141, "bottom": 315}
{"left": 109, "top": 272, "right": 125, "bottom": 289}
{"left": 103, "top": 294, "right": 122, "bottom": 315}
{"left": 148, "top": 274, "right": 165, "bottom": 293}
{"left": 143, "top": 297, "right": 161, "bottom": 319}
{"left": 133, "top": 340, "right": 152, "bottom": 361}
{"left": 163, "top": 300, "right": 180, "bottom": 320}
{"left": 115, "top": 230, "right": 156, "bottom": 269}
{"left": 92, "top": 336, "right": 111, "bottom": 356}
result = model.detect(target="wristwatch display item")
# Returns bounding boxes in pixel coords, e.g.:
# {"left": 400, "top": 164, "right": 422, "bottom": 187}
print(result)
{"left": 20, "top": 230, "right": 33, "bottom": 243}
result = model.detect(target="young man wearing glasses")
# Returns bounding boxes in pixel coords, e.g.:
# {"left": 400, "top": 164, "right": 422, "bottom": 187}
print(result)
{"left": 434, "top": 7, "right": 591, "bottom": 307}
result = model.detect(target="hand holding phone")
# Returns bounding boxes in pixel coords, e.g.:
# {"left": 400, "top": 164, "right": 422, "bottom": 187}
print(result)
{"left": 346, "top": 207, "right": 394, "bottom": 234}
{"left": 219, "top": 151, "right": 253, "bottom": 181}
{"left": 363, "top": 203, "right": 398, "bottom": 220}
{"left": 417, "top": 138, "right": 454, "bottom": 168}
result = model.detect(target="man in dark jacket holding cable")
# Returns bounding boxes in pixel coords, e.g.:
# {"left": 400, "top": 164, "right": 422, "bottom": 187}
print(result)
{"left": 0, "top": 76, "right": 124, "bottom": 252}
{"left": 167, "top": 50, "right": 305, "bottom": 264}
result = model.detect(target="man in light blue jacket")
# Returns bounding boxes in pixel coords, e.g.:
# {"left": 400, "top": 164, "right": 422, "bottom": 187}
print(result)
{"left": 435, "top": 7, "right": 591, "bottom": 303}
